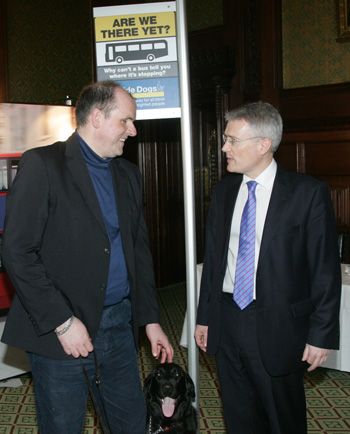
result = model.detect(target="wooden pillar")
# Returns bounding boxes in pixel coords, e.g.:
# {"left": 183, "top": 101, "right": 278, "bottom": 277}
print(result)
{"left": 0, "top": 0, "right": 8, "bottom": 102}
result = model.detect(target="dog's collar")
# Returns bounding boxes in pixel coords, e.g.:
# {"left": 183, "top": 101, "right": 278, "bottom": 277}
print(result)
{"left": 148, "top": 416, "right": 178, "bottom": 433}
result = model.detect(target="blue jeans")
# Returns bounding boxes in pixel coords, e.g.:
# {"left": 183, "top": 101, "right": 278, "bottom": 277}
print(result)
{"left": 27, "top": 298, "right": 146, "bottom": 434}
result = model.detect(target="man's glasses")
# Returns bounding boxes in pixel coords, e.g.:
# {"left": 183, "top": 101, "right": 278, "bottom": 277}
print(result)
{"left": 222, "top": 134, "right": 262, "bottom": 145}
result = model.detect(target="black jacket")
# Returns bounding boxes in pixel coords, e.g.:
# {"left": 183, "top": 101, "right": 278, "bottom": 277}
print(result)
{"left": 1, "top": 133, "right": 159, "bottom": 359}
{"left": 197, "top": 165, "right": 341, "bottom": 376}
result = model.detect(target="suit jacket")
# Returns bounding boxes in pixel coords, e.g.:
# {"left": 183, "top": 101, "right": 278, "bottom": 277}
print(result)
{"left": 1, "top": 133, "right": 159, "bottom": 359}
{"left": 196, "top": 164, "right": 341, "bottom": 376}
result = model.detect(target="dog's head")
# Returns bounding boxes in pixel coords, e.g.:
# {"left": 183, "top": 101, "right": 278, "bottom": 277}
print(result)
{"left": 143, "top": 363, "right": 196, "bottom": 423}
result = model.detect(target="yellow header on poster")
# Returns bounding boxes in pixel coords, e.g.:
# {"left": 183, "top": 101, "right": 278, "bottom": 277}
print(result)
{"left": 95, "top": 12, "right": 176, "bottom": 42}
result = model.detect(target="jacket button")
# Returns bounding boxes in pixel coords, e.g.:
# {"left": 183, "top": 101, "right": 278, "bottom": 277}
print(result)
{"left": 104, "top": 248, "right": 110, "bottom": 254}
{"left": 100, "top": 284, "right": 106, "bottom": 290}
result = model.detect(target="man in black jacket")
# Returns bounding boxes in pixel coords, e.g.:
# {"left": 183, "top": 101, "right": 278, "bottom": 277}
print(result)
{"left": 2, "top": 81, "right": 173, "bottom": 434}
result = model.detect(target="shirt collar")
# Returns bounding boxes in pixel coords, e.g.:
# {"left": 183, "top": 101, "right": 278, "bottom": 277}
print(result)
{"left": 243, "top": 159, "right": 277, "bottom": 190}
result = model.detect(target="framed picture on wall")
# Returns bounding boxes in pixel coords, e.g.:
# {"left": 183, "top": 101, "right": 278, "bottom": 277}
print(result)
{"left": 336, "top": 0, "right": 350, "bottom": 41}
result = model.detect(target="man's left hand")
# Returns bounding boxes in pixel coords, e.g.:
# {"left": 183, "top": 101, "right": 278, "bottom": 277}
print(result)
{"left": 302, "top": 343, "right": 331, "bottom": 372}
{"left": 146, "top": 323, "right": 174, "bottom": 363}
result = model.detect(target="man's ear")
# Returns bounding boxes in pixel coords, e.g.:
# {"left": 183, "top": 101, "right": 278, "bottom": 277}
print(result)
{"left": 91, "top": 108, "right": 102, "bottom": 129}
{"left": 259, "top": 137, "right": 272, "bottom": 155}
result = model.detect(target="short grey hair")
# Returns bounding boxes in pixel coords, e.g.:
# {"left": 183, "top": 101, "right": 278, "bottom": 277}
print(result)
{"left": 225, "top": 101, "right": 283, "bottom": 153}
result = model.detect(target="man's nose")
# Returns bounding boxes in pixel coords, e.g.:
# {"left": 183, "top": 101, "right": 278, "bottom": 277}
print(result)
{"left": 127, "top": 122, "right": 137, "bottom": 137}
{"left": 222, "top": 142, "right": 229, "bottom": 152}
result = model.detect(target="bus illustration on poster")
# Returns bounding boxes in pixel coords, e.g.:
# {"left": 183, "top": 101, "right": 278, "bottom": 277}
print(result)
{"left": 93, "top": 2, "right": 180, "bottom": 120}
{"left": 105, "top": 39, "right": 169, "bottom": 63}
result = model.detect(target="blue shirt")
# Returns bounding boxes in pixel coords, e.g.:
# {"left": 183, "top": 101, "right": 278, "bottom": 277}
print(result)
{"left": 77, "top": 132, "right": 130, "bottom": 305}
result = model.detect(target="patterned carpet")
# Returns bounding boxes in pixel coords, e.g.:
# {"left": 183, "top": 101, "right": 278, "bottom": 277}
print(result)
{"left": 0, "top": 283, "right": 349, "bottom": 433}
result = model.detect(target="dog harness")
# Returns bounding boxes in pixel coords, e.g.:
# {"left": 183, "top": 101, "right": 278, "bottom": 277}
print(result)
{"left": 148, "top": 416, "right": 176, "bottom": 433}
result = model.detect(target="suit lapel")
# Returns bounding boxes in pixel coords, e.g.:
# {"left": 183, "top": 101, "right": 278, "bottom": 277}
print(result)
{"left": 258, "top": 165, "right": 290, "bottom": 265}
{"left": 65, "top": 135, "right": 108, "bottom": 238}
{"left": 221, "top": 175, "right": 242, "bottom": 272}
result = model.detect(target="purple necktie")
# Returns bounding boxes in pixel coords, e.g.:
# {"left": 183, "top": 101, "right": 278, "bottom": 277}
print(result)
{"left": 234, "top": 181, "right": 257, "bottom": 310}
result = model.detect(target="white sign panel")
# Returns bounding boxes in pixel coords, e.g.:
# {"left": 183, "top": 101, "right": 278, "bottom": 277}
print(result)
{"left": 93, "top": 2, "right": 180, "bottom": 120}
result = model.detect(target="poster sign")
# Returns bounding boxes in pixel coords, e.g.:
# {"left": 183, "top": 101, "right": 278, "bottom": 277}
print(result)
{"left": 93, "top": 2, "right": 180, "bottom": 120}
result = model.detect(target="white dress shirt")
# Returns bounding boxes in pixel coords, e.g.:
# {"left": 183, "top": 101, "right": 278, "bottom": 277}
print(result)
{"left": 222, "top": 159, "right": 277, "bottom": 296}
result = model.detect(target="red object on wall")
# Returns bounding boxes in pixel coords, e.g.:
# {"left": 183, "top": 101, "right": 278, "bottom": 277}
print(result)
{"left": 0, "top": 154, "right": 22, "bottom": 309}
{"left": 0, "top": 272, "right": 15, "bottom": 309}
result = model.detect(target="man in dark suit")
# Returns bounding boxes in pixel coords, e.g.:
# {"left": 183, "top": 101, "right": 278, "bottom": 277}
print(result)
{"left": 1, "top": 81, "right": 173, "bottom": 434}
{"left": 194, "top": 102, "right": 341, "bottom": 434}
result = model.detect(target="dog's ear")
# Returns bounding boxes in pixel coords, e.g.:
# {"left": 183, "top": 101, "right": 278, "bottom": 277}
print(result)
{"left": 184, "top": 372, "right": 196, "bottom": 402}
{"left": 143, "top": 372, "right": 153, "bottom": 403}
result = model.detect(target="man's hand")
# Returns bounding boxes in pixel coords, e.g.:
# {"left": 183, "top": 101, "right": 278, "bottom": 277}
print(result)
{"left": 194, "top": 325, "right": 208, "bottom": 352}
{"left": 145, "top": 323, "right": 174, "bottom": 363}
{"left": 302, "top": 343, "right": 331, "bottom": 372}
{"left": 56, "top": 317, "right": 93, "bottom": 358}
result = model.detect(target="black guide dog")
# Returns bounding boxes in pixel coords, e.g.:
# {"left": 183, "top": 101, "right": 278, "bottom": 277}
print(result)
{"left": 143, "top": 363, "right": 198, "bottom": 433}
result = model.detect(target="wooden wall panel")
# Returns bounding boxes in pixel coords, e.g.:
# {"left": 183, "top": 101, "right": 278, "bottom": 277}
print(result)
{"left": 274, "top": 142, "right": 298, "bottom": 172}
{"left": 280, "top": 85, "right": 350, "bottom": 129}
{"left": 278, "top": 129, "right": 350, "bottom": 243}
{"left": 304, "top": 143, "right": 350, "bottom": 176}
{"left": 131, "top": 119, "right": 185, "bottom": 288}
{"left": 0, "top": 0, "right": 8, "bottom": 102}
{"left": 328, "top": 183, "right": 350, "bottom": 228}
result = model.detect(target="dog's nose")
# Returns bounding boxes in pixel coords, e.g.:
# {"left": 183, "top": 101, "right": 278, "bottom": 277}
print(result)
{"left": 162, "top": 384, "right": 173, "bottom": 395}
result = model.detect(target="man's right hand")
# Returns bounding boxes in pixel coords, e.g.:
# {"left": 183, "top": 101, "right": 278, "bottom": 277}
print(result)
{"left": 56, "top": 317, "right": 93, "bottom": 358}
{"left": 194, "top": 325, "right": 208, "bottom": 352}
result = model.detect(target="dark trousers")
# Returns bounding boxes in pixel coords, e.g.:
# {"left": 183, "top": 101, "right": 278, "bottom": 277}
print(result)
{"left": 215, "top": 293, "right": 307, "bottom": 434}
{"left": 27, "top": 298, "right": 146, "bottom": 434}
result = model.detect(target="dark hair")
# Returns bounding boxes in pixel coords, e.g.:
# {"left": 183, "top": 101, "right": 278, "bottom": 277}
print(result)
{"left": 75, "top": 81, "right": 123, "bottom": 127}
{"left": 225, "top": 101, "right": 283, "bottom": 152}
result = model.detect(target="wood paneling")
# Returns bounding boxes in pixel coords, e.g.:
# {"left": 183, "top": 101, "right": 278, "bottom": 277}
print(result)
{"left": 305, "top": 143, "right": 350, "bottom": 176}
{"left": 277, "top": 129, "right": 350, "bottom": 240}
{"left": 0, "top": 0, "right": 8, "bottom": 102}
{"left": 280, "top": 85, "right": 350, "bottom": 130}
{"left": 274, "top": 142, "right": 298, "bottom": 172}
{"left": 189, "top": 26, "right": 235, "bottom": 261}
{"left": 124, "top": 119, "right": 185, "bottom": 287}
